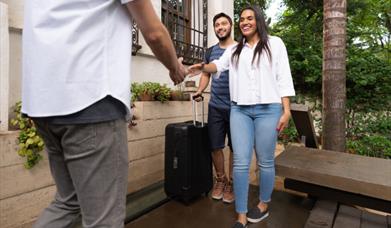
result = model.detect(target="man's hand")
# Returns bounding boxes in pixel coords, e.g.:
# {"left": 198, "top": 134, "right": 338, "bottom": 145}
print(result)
{"left": 126, "top": 1, "right": 186, "bottom": 85}
{"left": 192, "top": 91, "right": 203, "bottom": 102}
{"left": 169, "top": 57, "right": 187, "bottom": 85}
{"left": 187, "top": 63, "right": 204, "bottom": 77}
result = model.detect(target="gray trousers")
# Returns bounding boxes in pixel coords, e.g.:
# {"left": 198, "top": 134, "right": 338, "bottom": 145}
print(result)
{"left": 32, "top": 119, "right": 128, "bottom": 228}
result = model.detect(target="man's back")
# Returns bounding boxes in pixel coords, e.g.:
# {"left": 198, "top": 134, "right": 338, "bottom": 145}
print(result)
{"left": 22, "top": 0, "right": 133, "bottom": 117}
{"left": 24, "top": 1, "right": 186, "bottom": 227}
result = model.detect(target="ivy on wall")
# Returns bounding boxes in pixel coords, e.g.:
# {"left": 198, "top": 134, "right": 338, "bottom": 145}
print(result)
{"left": 10, "top": 102, "right": 44, "bottom": 169}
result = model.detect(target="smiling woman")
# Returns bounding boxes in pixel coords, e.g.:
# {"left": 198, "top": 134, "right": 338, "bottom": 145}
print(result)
{"left": 188, "top": 5, "right": 296, "bottom": 228}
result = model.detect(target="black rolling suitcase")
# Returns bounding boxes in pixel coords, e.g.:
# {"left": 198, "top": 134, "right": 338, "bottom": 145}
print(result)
{"left": 164, "top": 96, "right": 213, "bottom": 203}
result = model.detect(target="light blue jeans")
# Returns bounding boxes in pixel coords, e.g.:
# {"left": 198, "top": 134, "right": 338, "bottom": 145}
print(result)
{"left": 230, "top": 103, "right": 282, "bottom": 213}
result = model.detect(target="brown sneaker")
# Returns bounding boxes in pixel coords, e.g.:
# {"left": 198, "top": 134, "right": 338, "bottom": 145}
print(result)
{"left": 211, "top": 175, "right": 226, "bottom": 200}
{"left": 222, "top": 180, "right": 234, "bottom": 203}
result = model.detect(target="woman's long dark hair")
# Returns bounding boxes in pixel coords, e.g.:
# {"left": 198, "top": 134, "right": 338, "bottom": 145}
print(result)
{"left": 231, "top": 5, "right": 272, "bottom": 68}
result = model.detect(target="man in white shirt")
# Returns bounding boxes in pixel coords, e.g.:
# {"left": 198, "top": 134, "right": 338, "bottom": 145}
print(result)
{"left": 22, "top": 0, "right": 186, "bottom": 227}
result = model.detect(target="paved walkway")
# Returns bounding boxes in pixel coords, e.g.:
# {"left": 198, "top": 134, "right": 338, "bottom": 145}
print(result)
{"left": 126, "top": 186, "right": 313, "bottom": 228}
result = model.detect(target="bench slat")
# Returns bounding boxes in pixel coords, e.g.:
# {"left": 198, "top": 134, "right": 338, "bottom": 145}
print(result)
{"left": 361, "top": 210, "right": 388, "bottom": 228}
{"left": 275, "top": 145, "right": 391, "bottom": 201}
{"left": 284, "top": 179, "right": 391, "bottom": 213}
{"left": 333, "top": 205, "right": 361, "bottom": 228}
{"left": 304, "top": 200, "right": 337, "bottom": 228}
{"left": 291, "top": 103, "right": 318, "bottom": 148}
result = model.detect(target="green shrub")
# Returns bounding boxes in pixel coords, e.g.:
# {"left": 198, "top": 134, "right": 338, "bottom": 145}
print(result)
{"left": 155, "top": 84, "right": 171, "bottom": 102}
{"left": 10, "top": 102, "right": 44, "bottom": 169}
{"left": 131, "top": 82, "right": 171, "bottom": 102}
{"left": 278, "top": 119, "right": 299, "bottom": 145}
{"left": 347, "top": 135, "right": 391, "bottom": 159}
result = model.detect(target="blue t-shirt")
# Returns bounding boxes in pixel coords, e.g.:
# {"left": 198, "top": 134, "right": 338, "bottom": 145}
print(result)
{"left": 204, "top": 45, "right": 230, "bottom": 110}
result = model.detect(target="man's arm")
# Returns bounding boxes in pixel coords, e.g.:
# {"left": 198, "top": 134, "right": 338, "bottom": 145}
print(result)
{"left": 192, "top": 72, "right": 210, "bottom": 101}
{"left": 197, "top": 72, "right": 211, "bottom": 93}
{"left": 188, "top": 62, "right": 218, "bottom": 76}
{"left": 125, "top": 0, "right": 185, "bottom": 84}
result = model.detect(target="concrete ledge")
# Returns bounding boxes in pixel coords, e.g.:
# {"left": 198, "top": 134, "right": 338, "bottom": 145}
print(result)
{"left": 127, "top": 153, "right": 164, "bottom": 193}
{"left": 0, "top": 0, "right": 23, "bottom": 29}
{"left": 0, "top": 2, "right": 10, "bottom": 131}
{"left": 0, "top": 159, "right": 53, "bottom": 200}
{"left": 127, "top": 117, "right": 189, "bottom": 141}
{"left": 0, "top": 131, "right": 49, "bottom": 168}
{"left": 0, "top": 185, "right": 56, "bottom": 228}
{"left": 133, "top": 101, "right": 208, "bottom": 121}
{"left": 128, "top": 153, "right": 164, "bottom": 182}
{"left": 0, "top": 131, "right": 21, "bottom": 167}
{"left": 128, "top": 136, "right": 164, "bottom": 161}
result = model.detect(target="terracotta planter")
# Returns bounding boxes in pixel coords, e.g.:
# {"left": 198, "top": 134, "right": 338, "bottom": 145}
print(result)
{"left": 138, "top": 92, "right": 154, "bottom": 101}
{"left": 170, "top": 91, "right": 191, "bottom": 101}
{"left": 170, "top": 91, "right": 182, "bottom": 101}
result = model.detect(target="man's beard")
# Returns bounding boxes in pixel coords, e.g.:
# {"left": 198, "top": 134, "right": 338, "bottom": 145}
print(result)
{"left": 215, "top": 30, "right": 231, "bottom": 41}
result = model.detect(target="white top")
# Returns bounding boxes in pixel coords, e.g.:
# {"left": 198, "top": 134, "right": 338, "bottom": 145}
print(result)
{"left": 213, "top": 36, "right": 295, "bottom": 105}
{"left": 22, "top": 0, "right": 135, "bottom": 117}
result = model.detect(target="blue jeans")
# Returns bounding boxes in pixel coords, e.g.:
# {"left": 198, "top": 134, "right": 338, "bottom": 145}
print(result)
{"left": 230, "top": 103, "right": 282, "bottom": 213}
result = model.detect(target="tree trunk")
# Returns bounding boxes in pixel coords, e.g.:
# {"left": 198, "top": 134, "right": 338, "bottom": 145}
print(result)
{"left": 322, "top": 0, "right": 347, "bottom": 152}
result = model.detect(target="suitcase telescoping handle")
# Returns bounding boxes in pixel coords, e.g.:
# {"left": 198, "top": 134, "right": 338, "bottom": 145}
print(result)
{"left": 191, "top": 94, "right": 204, "bottom": 127}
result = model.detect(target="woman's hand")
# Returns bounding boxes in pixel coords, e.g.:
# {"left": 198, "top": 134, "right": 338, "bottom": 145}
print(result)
{"left": 187, "top": 63, "right": 204, "bottom": 77}
{"left": 276, "top": 111, "right": 291, "bottom": 134}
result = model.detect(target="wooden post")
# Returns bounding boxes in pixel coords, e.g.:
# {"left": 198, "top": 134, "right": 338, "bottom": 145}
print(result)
{"left": 0, "top": 2, "right": 10, "bottom": 131}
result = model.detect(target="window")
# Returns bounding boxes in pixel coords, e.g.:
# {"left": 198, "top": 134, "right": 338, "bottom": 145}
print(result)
{"left": 132, "top": 21, "right": 142, "bottom": 55}
{"left": 162, "top": 0, "right": 208, "bottom": 64}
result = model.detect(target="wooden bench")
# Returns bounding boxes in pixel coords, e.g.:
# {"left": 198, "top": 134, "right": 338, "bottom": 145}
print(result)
{"left": 280, "top": 103, "right": 390, "bottom": 226}
{"left": 305, "top": 200, "right": 391, "bottom": 228}
{"left": 275, "top": 145, "right": 391, "bottom": 213}
{"left": 290, "top": 103, "right": 319, "bottom": 148}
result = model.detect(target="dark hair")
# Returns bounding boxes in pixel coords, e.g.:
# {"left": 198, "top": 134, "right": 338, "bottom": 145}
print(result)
{"left": 213, "top": 13, "right": 233, "bottom": 27}
{"left": 231, "top": 5, "right": 271, "bottom": 68}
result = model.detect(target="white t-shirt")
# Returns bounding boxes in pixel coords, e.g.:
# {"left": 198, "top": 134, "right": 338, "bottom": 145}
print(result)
{"left": 213, "top": 36, "right": 296, "bottom": 105}
{"left": 22, "top": 0, "right": 135, "bottom": 117}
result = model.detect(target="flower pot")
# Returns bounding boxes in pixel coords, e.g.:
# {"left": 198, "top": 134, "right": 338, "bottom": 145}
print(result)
{"left": 170, "top": 91, "right": 183, "bottom": 101}
{"left": 170, "top": 91, "right": 191, "bottom": 101}
{"left": 138, "top": 92, "right": 154, "bottom": 101}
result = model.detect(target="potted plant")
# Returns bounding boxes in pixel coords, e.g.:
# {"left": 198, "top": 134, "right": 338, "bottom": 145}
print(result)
{"left": 155, "top": 84, "right": 171, "bottom": 102}
{"left": 131, "top": 82, "right": 171, "bottom": 102}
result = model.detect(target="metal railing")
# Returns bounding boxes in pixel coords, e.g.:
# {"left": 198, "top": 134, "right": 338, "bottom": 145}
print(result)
{"left": 162, "top": 0, "right": 208, "bottom": 65}
{"left": 132, "top": 21, "right": 142, "bottom": 55}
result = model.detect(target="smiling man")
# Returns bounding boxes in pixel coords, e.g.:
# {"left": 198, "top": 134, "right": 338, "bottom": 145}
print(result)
{"left": 193, "top": 13, "right": 236, "bottom": 204}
